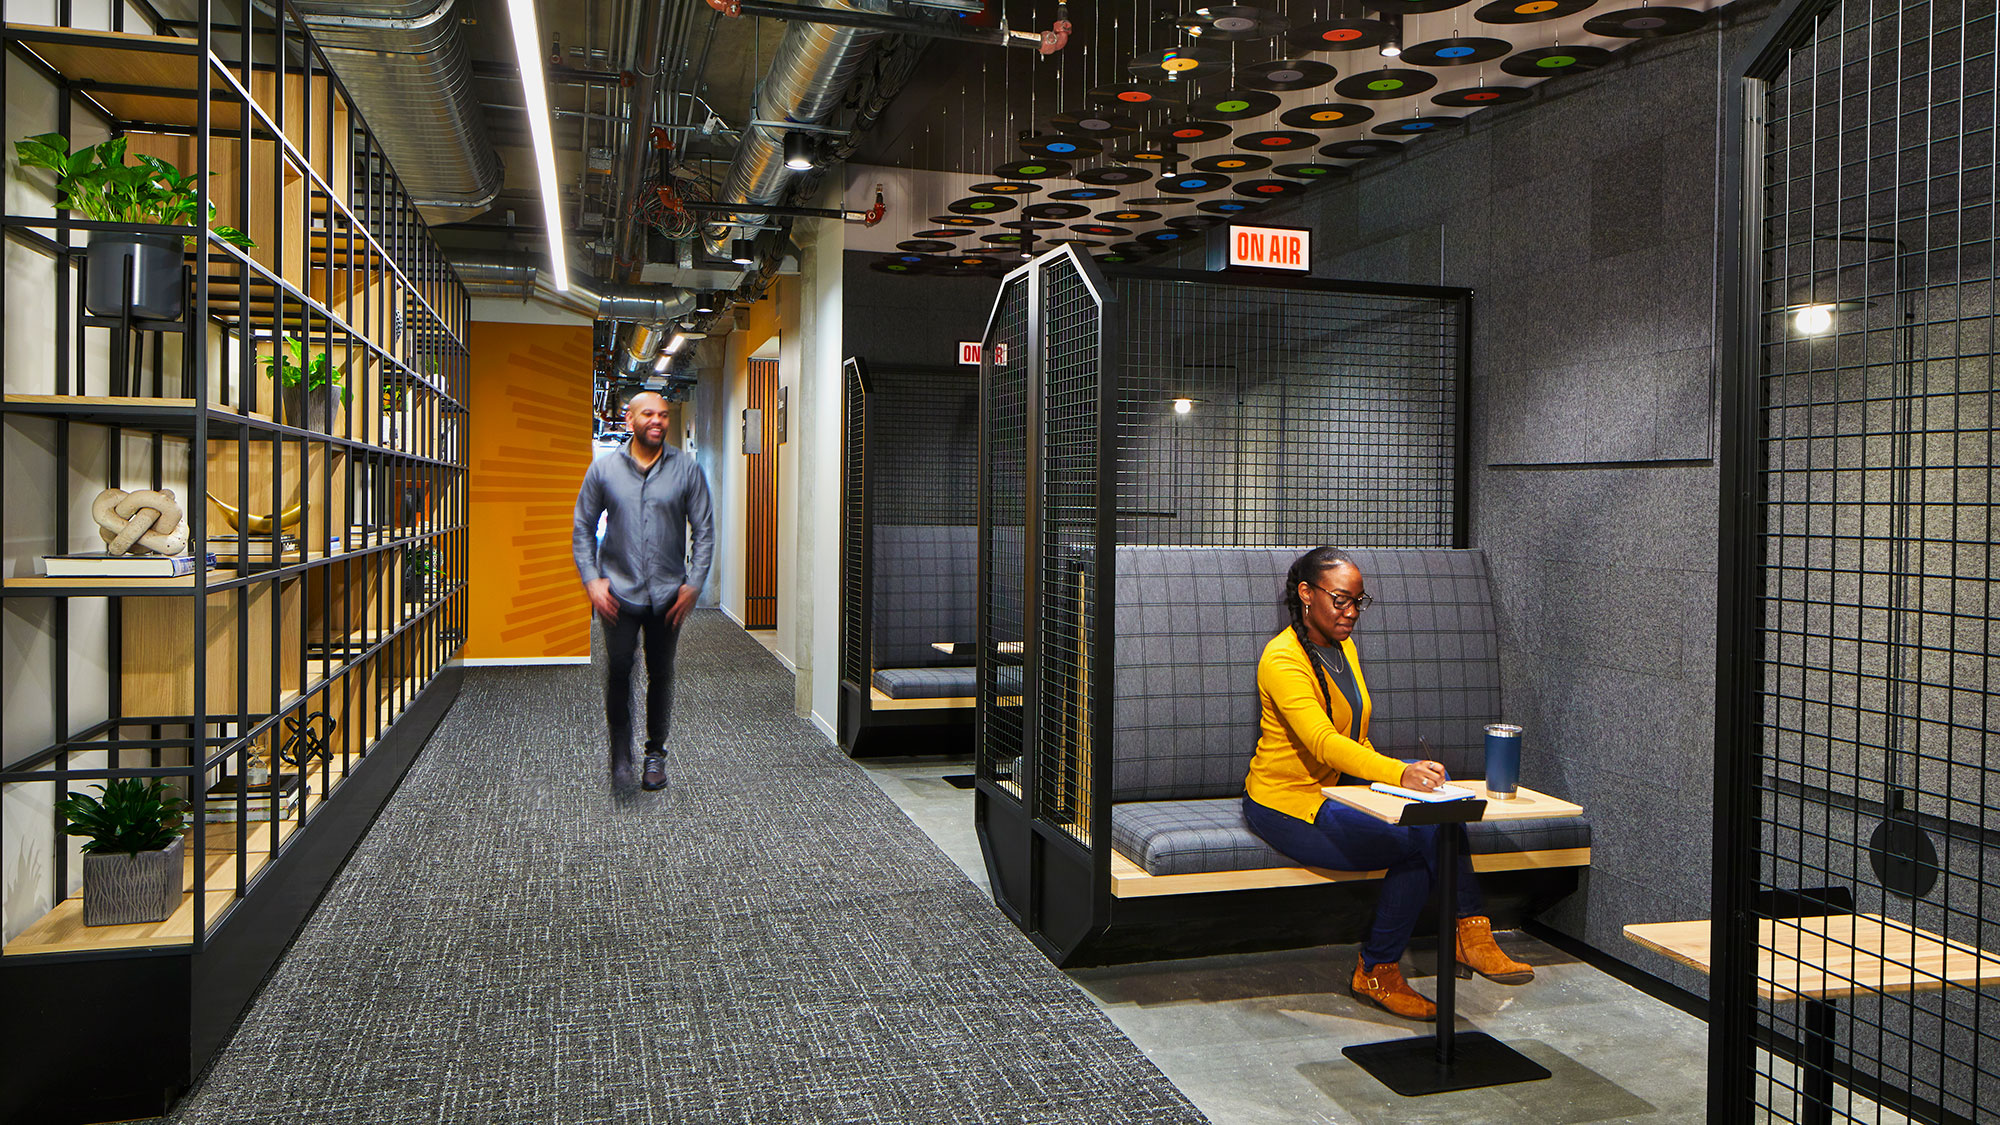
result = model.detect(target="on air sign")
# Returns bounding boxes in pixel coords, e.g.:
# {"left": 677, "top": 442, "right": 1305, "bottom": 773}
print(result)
{"left": 1209, "top": 223, "right": 1311, "bottom": 273}
{"left": 959, "top": 341, "right": 1007, "bottom": 366}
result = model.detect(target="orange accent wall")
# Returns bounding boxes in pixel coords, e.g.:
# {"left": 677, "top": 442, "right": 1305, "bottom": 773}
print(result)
{"left": 466, "top": 321, "right": 595, "bottom": 662}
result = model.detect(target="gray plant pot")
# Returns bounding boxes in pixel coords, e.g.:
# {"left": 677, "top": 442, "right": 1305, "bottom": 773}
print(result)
{"left": 81, "top": 835, "right": 186, "bottom": 927}
{"left": 85, "top": 231, "right": 185, "bottom": 321}
{"left": 281, "top": 384, "right": 336, "bottom": 431}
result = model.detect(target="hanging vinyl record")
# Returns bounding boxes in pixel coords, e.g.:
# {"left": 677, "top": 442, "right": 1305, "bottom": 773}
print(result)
{"left": 1281, "top": 101, "right": 1376, "bottom": 129}
{"left": 1474, "top": 0, "right": 1596, "bottom": 22}
{"left": 929, "top": 214, "right": 994, "bottom": 227}
{"left": 1089, "top": 83, "right": 1187, "bottom": 111}
{"left": 1140, "top": 228, "right": 1195, "bottom": 246}
{"left": 1048, "top": 186, "right": 1122, "bottom": 201}
{"left": 1123, "top": 196, "right": 1185, "bottom": 208}
{"left": 1357, "top": 0, "right": 1476, "bottom": 12}
{"left": 1236, "top": 178, "right": 1306, "bottom": 198}
{"left": 1122, "top": 145, "right": 1183, "bottom": 165}
{"left": 1582, "top": 6, "right": 1707, "bottom": 37}
{"left": 912, "top": 229, "right": 972, "bottom": 239}
{"left": 1096, "top": 251, "right": 1137, "bottom": 264}
{"left": 1501, "top": 45, "right": 1614, "bottom": 77}
{"left": 1109, "top": 241, "right": 1161, "bottom": 256}
{"left": 1241, "top": 58, "right": 1339, "bottom": 92}
{"left": 1002, "top": 219, "right": 1065, "bottom": 230}
{"left": 1070, "top": 223, "right": 1133, "bottom": 238}
{"left": 969, "top": 180, "right": 1039, "bottom": 195}
{"left": 948, "top": 195, "right": 1017, "bottom": 215}
{"left": 1432, "top": 84, "right": 1532, "bottom": 107}
{"left": 1178, "top": 5, "right": 1290, "bottom": 42}
{"left": 1130, "top": 45, "right": 1230, "bottom": 77}
{"left": 1373, "top": 116, "right": 1467, "bottom": 135}
{"left": 1052, "top": 109, "right": 1142, "bottom": 138}
{"left": 1192, "top": 153, "right": 1272, "bottom": 173}
{"left": 1073, "top": 166, "right": 1153, "bottom": 188}
{"left": 1157, "top": 173, "right": 1231, "bottom": 194}
{"left": 981, "top": 232, "right": 1031, "bottom": 244}
{"left": 871, "top": 257, "right": 929, "bottom": 275}
{"left": 1022, "top": 202, "right": 1091, "bottom": 220}
{"left": 1399, "top": 37, "right": 1512, "bottom": 66}
{"left": 1333, "top": 68, "right": 1439, "bottom": 99}
{"left": 1149, "top": 119, "right": 1234, "bottom": 143}
{"left": 1235, "top": 130, "right": 1319, "bottom": 152}
{"left": 991, "top": 159, "right": 1072, "bottom": 179}
{"left": 1046, "top": 237, "right": 1106, "bottom": 248}
{"left": 897, "top": 239, "right": 956, "bottom": 253}
{"left": 1019, "top": 134, "right": 1101, "bottom": 159}
{"left": 1198, "top": 198, "right": 1265, "bottom": 214}
{"left": 1166, "top": 214, "right": 1226, "bottom": 230}
{"left": 1287, "top": 18, "right": 1393, "bottom": 52}
{"left": 1272, "top": 162, "right": 1346, "bottom": 179}
{"left": 1097, "top": 208, "right": 1162, "bottom": 223}
{"left": 1187, "top": 89, "right": 1283, "bottom": 120}
{"left": 1319, "top": 138, "right": 1405, "bottom": 158}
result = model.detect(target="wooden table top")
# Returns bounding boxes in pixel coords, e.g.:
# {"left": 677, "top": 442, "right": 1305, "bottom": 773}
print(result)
{"left": 1322, "top": 782, "right": 1584, "bottom": 825}
{"left": 1624, "top": 914, "right": 2000, "bottom": 1002}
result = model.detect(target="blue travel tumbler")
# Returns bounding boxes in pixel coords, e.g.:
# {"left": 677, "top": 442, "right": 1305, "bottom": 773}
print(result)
{"left": 1484, "top": 724, "right": 1522, "bottom": 799}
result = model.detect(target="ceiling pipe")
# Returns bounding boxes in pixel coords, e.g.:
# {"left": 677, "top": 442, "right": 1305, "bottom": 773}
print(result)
{"left": 453, "top": 254, "right": 693, "bottom": 327}
{"left": 699, "top": 0, "right": 896, "bottom": 261}
{"left": 611, "top": 0, "right": 672, "bottom": 270}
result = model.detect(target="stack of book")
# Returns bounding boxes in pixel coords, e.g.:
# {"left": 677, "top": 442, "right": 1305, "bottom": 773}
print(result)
{"left": 210, "top": 533, "right": 300, "bottom": 566}
{"left": 40, "top": 552, "right": 213, "bottom": 578}
{"left": 203, "top": 772, "right": 307, "bottom": 824}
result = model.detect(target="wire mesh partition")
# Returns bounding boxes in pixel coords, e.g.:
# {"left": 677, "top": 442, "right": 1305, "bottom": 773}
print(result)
{"left": 975, "top": 247, "right": 1469, "bottom": 961}
{"left": 1719, "top": 2, "right": 1999, "bottom": 1121}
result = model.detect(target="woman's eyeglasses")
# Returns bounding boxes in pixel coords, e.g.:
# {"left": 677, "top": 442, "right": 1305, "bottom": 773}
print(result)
{"left": 1311, "top": 586, "right": 1373, "bottom": 613}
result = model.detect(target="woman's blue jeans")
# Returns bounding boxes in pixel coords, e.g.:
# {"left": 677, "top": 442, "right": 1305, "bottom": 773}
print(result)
{"left": 1243, "top": 795, "right": 1484, "bottom": 968}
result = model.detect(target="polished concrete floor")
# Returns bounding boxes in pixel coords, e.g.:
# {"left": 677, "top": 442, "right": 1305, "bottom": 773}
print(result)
{"left": 859, "top": 755, "right": 1715, "bottom": 1125}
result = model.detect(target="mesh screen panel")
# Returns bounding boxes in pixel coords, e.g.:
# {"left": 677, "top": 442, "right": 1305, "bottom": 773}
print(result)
{"left": 980, "top": 276, "right": 1032, "bottom": 794}
{"left": 842, "top": 359, "right": 867, "bottom": 687}
{"left": 1740, "top": 2, "right": 1999, "bottom": 1120}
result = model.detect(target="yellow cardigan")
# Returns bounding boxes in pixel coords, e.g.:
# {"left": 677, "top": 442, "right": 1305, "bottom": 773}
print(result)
{"left": 1244, "top": 628, "right": 1409, "bottom": 822}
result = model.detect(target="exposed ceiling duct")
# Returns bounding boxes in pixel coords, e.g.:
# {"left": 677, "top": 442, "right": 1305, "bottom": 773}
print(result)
{"left": 295, "top": 0, "right": 505, "bottom": 225}
{"left": 455, "top": 254, "right": 693, "bottom": 331}
{"left": 698, "top": 0, "right": 895, "bottom": 261}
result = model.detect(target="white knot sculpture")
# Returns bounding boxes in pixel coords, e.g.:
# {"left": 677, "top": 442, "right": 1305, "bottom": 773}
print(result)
{"left": 91, "top": 488, "right": 191, "bottom": 557}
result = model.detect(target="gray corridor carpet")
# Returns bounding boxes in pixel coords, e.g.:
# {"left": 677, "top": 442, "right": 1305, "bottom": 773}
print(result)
{"left": 161, "top": 610, "right": 1206, "bottom": 1125}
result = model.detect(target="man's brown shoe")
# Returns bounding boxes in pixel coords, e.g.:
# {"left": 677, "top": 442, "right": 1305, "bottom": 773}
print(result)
{"left": 641, "top": 754, "right": 668, "bottom": 791}
{"left": 1457, "top": 916, "right": 1535, "bottom": 984}
{"left": 1350, "top": 956, "right": 1438, "bottom": 1021}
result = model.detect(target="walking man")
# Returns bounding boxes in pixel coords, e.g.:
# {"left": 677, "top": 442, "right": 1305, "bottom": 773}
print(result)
{"left": 573, "top": 391, "right": 714, "bottom": 790}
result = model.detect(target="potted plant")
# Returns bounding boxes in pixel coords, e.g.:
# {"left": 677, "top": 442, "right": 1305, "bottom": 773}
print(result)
{"left": 57, "top": 777, "right": 189, "bottom": 927}
{"left": 262, "top": 334, "right": 350, "bottom": 431}
{"left": 13, "top": 132, "right": 256, "bottom": 321}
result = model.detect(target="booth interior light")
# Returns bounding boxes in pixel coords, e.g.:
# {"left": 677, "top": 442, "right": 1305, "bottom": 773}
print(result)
{"left": 1172, "top": 397, "right": 1195, "bottom": 415}
{"left": 504, "top": 0, "right": 568, "bottom": 291}
{"left": 1793, "top": 304, "right": 1835, "bottom": 335}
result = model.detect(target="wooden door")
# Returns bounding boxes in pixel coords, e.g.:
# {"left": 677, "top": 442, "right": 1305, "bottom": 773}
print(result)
{"left": 744, "top": 359, "right": 780, "bottom": 629}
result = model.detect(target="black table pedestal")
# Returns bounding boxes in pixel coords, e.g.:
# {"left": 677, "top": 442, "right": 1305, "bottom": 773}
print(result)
{"left": 1341, "top": 796, "right": 1551, "bottom": 1096}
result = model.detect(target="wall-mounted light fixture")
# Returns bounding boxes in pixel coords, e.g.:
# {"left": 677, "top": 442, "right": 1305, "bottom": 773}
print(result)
{"left": 505, "top": 0, "right": 569, "bottom": 290}
{"left": 1775, "top": 299, "right": 1869, "bottom": 336}
{"left": 783, "top": 131, "right": 816, "bottom": 171}
{"left": 1172, "top": 397, "right": 1195, "bottom": 415}
{"left": 731, "top": 238, "right": 758, "bottom": 265}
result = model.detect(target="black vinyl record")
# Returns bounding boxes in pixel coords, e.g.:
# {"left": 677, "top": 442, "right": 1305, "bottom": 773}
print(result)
{"left": 1235, "top": 130, "right": 1319, "bottom": 152}
{"left": 1121, "top": 145, "right": 1183, "bottom": 165}
{"left": 1124, "top": 196, "right": 1184, "bottom": 208}
{"left": 1288, "top": 18, "right": 1393, "bottom": 52}
{"left": 1046, "top": 237, "right": 1106, "bottom": 248}
{"left": 991, "top": 159, "right": 1072, "bottom": 179}
{"left": 1333, "top": 68, "right": 1439, "bottom": 99}
{"left": 1357, "top": 0, "right": 1475, "bottom": 12}
{"left": 1281, "top": 101, "right": 1376, "bottom": 129}
{"left": 1022, "top": 202, "right": 1090, "bottom": 220}
{"left": 1319, "top": 138, "right": 1405, "bottom": 159}
{"left": 949, "top": 195, "right": 1017, "bottom": 215}
{"left": 952, "top": 253, "right": 1002, "bottom": 267}
{"left": 1019, "top": 134, "right": 1102, "bottom": 160}
{"left": 1157, "top": 173, "right": 1231, "bottom": 194}
{"left": 1192, "top": 153, "right": 1273, "bottom": 173}
{"left": 1187, "top": 89, "right": 1283, "bottom": 120}
{"left": 980, "top": 232, "right": 1031, "bottom": 244}
{"left": 1179, "top": 5, "right": 1290, "bottom": 42}
{"left": 1002, "top": 219, "right": 1065, "bottom": 230}
{"left": 1400, "top": 36, "right": 1512, "bottom": 66}
{"left": 1501, "top": 45, "right": 1614, "bottom": 77}
{"left": 1052, "top": 109, "right": 1142, "bottom": 138}
{"left": 1089, "top": 83, "right": 1187, "bottom": 112}
{"left": 897, "top": 239, "right": 956, "bottom": 253}
{"left": 1582, "top": 6, "right": 1707, "bottom": 37}
{"left": 1096, "top": 250, "right": 1139, "bottom": 264}
{"left": 1474, "top": 0, "right": 1596, "bottom": 22}
{"left": 1150, "top": 119, "right": 1234, "bottom": 144}
{"left": 929, "top": 214, "right": 994, "bottom": 227}
{"left": 1166, "top": 214, "right": 1226, "bottom": 230}
{"left": 1140, "top": 228, "right": 1197, "bottom": 246}
{"left": 1131, "top": 46, "right": 1230, "bottom": 77}
{"left": 912, "top": 228, "right": 972, "bottom": 238}
{"left": 1241, "top": 58, "right": 1339, "bottom": 92}
{"left": 1432, "top": 83, "right": 1532, "bottom": 107}
{"left": 1372, "top": 115, "right": 1467, "bottom": 136}
{"left": 1075, "top": 165, "right": 1154, "bottom": 186}
{"left": 1198, "top": 198, "right": 1265, "bottom": 215}
{"left": 1096, "top": 208, "right": 1163, "bottom": 223}
{"left": 1048, "top": 186, "right": 1122, "bottom": 201}
{"left": 1236, "top": 178, "right": 1306, "bottom": 198}
{"left": 969, "top": 180, "right": 1039, "bottom": 195}
{"left": 1109, "top": 241, "right": 1162, "bottom": 256}
{"left": 1070, "top": 223, "right": 1133, "bottom": 238}
{"left": 871, "top": 257, "right": 930, "bottom": 275}
{"left": 1273, "top": 162, "right": 1346, "bottom": 179}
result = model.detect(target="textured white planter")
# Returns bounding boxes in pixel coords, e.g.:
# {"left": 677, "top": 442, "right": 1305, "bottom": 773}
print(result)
{"left": 81, "top": 835, "right": 185, "bottom": 926}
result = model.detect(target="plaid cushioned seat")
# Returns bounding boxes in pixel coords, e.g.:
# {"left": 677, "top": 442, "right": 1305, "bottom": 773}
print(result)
{"left": 872, "top": 524, "right": 978, "bottom": 669}
{"left": 874, "top": 664, "right": 1021, "bottom": 700}
{"left": 1112, "top": 797, "right": 1594, "bottom": 877}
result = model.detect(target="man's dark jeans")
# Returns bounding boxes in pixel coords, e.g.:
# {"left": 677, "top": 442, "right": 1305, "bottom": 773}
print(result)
{"left": 603, "top": 604, "right": 682, "bottom": 763}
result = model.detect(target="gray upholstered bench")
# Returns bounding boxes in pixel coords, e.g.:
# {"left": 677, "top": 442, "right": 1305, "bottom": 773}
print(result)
{"left": 1105, "top": 546, "right": 1591, "bottom": 898}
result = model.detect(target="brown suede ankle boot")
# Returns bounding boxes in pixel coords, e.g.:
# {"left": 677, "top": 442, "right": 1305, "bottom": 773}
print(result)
{"left": 1350, "top": 955, "right": 1438, "bottom": 1021}
{"left": 1457, "top": 916, "right": 1535, "bottom": 984}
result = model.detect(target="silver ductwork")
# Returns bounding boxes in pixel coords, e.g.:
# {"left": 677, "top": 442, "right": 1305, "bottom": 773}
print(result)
{"left": 699, "top": 0, "right": 894, "bottom": 260}
{"left": 454, "top": 255, "right": 693, "bottom": 379}
{"left": 296, "top": 0, "right": 504, "bottom": 225}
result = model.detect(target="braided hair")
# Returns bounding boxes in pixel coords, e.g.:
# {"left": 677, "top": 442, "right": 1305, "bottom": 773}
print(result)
{"left": 1284, "top": 546, "right": 1355, "bottom": 714}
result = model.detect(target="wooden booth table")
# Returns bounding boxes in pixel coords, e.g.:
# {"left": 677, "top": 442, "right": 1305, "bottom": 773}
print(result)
{"left": 1322, "top": 782, "right": 1585, "bottom": 1096}
{"left": 1626, "top": 913, "right": 2000, "bottom": 1125}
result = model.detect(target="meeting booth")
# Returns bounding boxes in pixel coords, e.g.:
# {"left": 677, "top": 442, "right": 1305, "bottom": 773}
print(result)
{"left": 970, "top": 246, "right": 1594, "bottom": 968}
{"left": 837, "top": 358, "right": 982, "bottom": 755}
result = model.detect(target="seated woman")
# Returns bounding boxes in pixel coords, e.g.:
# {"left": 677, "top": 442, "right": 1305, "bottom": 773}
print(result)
{"left": 1242, "top": 546, "right": 1534, "bottom": 1021}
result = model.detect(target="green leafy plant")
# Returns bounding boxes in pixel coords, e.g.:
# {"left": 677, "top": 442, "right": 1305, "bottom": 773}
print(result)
{"left": 57, "top": 778, "right": 188, "bottom": 857}
{"left": 262, "top": 334, "right": 351, "bottom": 402}
{"left": 13, "top": 132, "right": 255, "bottom": 249}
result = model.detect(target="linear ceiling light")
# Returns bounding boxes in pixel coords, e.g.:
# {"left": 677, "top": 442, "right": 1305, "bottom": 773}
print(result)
{"left": 505, "top": 0, "right": 569, "bottom": 291}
